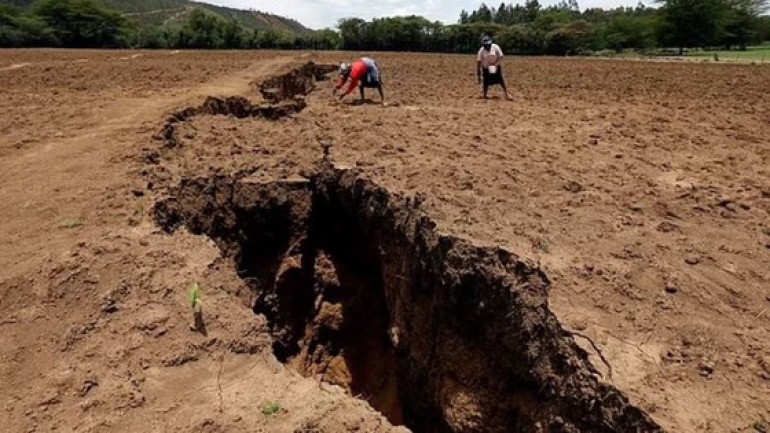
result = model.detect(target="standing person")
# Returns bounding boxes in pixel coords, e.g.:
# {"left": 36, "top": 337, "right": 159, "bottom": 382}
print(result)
{"left": 477, "top": 36, "right": 513, "bottom": 100}
{"left": 333, "top": 57, "right": 385, "bottom": 104}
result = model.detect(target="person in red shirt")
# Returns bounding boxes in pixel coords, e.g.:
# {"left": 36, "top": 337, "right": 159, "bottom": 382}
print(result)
{"left": 333, "top": 57, "right": 384, "bottom": 104}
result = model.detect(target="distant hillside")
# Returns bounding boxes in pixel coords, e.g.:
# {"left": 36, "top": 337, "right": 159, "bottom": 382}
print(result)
{"left": 2, "top": 0, "right": 310, "bottom": 33}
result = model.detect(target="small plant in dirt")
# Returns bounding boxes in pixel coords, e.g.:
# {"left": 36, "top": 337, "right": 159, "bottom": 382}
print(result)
{"left": 189, "top": 282, "right": 205, "bottom": 333}
{"left": 261, "top": 401, "right": 282, "bottom": 418}
{"left": 58, "top": 219, "right": 84, "bottom": 229}
{"left": 189, "top": 282, "right": 202, "bottom": 309}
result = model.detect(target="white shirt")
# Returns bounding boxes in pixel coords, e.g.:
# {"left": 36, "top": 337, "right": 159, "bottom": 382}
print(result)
{"left": 477, "top": 44, "right": 504, "bottom": 68}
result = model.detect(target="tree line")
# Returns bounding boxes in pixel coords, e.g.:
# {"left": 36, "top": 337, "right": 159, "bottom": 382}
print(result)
{"left": 0, "top": 0, "right": 340, "bottom": 49}
{"left": 1, "top": 0, "right": 769, "bottom": 54}
{"left": 339, "top": 0, "right": 770, "bottom": 55}
{"left": 131, "top": 9, "right": 340, "bottom": 50}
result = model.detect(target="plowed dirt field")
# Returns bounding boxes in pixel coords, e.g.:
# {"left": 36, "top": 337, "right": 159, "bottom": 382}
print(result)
{"left": 1, "top": 49, "right": 768, "bottom": 433}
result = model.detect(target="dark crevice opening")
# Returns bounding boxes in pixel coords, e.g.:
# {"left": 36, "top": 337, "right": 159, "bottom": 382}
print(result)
{"left": 244, "top": 182, "right": 407, "bottom": 425}
{"left": 153, "top": 168, "right": 665, "bottom": 433}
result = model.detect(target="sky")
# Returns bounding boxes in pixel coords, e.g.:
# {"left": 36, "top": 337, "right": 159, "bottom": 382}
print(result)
{"left": 204, "top": 0, "right": 646, "bottom": 29}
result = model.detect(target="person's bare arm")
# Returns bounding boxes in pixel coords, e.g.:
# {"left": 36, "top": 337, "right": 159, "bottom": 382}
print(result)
{"left": 332, "top": 76, "right": 347, "bottom": 96}
{"left": 338, "top": 77, "right": 359, "bottom": 100}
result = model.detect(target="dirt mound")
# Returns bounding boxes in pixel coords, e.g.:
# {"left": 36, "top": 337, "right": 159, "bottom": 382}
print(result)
{"left": 259, "top": 61, "right": 338, "bottom": 103}
{"left": 154, "top": 163, "right": 663, "bottom": 433}
{"left": 154, "top": 96, "right": 306, "bottom": 148}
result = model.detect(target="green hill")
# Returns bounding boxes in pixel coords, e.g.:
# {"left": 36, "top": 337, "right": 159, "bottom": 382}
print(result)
{"left": 1, "top": 0, "right": 310, "bottom": 33}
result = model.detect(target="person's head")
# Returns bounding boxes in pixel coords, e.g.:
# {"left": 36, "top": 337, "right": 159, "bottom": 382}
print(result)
{"left": 339, "top": 63, "right": 351, "bottom": 77}
{"left": 481, "top": 36, "right": 492, "bottom": 50}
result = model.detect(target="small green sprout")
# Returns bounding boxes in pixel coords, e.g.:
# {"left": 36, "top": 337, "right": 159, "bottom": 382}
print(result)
{"left": 189, "top": 283, "right": 202, "bottom": 310}
{"left": 58, "top": 219, "right": 84, "bottom": 229}
{"left": 189, "top": 283, "right": 206, "bottom": 333}
{"left": 262, "top": 401, "right": 282, "bottom": 418}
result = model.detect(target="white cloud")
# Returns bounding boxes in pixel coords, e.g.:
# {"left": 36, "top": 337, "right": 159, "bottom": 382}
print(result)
{"left": 204, "top": 0, "right": 646, "bottom": 29}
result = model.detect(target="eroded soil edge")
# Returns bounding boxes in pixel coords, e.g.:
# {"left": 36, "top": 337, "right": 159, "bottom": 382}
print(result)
{"left": 152, "top": 61, "right": 336, "bottom": 149}
{"left": 152, "top": 162, "right": 664, "bottom": 433}
{"left": 145, "top": 59, "right": 663, "bottom": 433}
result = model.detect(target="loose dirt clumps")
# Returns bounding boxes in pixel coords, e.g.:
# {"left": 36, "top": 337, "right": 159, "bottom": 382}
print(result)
{"left": 154, "top": 163, "right": 663, "bottom": 433}
{"left": 258, "top": 61, "right": 338, "bottom": 103}
{"left": 154, "top": 96, "right": 307, "bottom": 148}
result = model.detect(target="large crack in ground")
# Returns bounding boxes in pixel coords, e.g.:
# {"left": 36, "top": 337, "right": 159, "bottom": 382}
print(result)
{"left": 146, "top": 60, "right": 663, "bottom": 433}
{"left": 257, "top": 61, "right": 338, "bottom": 103}
{"left": 152, "top": 61, "right": 336, "bottom": 149}
{"left": 153, "top": 96, "right": 307, "bottom": 149}
{"left": 152, "top": 162, "right": 664, "bottom": 433}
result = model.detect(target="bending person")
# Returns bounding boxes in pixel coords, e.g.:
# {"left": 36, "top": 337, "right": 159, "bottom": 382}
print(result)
{"left": 334, "top": 57, "right": 384, "bottom": 104}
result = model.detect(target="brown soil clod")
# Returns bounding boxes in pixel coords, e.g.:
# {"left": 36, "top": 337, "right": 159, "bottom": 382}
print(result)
{"left": 258, "top": 61, "right": 338, "bottom": 103}
{"left": 153, "top": 165, "right": 664, "bottom": 433}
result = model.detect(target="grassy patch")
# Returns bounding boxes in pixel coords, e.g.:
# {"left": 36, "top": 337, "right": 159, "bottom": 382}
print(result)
{"left": 686, "top": 45, "right": 770, "bottom": 62}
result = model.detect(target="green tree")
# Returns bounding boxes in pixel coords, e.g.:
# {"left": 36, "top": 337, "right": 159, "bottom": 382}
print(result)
{"left": 460, "top": 9, "right": 470, "bottom": 23}
{"left": 0, "top": 4, "right": 19, "bottom": 20}
{"left": 758, "top": 15, "right": 770, "bottom": 42}
{"left": 364, "top": 16, "right": 440, "bottom": 51}
{"left": 510, "top": 4, "right": 529, "bottom": 24}
{"left": 531, "top": 8, "right": 574, "bottom": 33}
{"left": 177, "top": 8, "right": 226, "bottom": 48}
{"left": 0, "top": 5, "right": 27, "bottom": 46}
{"left": 338, "top": 17, "right": 366, "bottom": 49}
{"left": 497, "top": 23, "right": 544, "bottom": 53}
{"left": 600, "top": 15, "right": 658, "bottom": 51}
{"left": 544, "top": 19, "right": 592, "bottom": 54}
{"left": 221, "top": 19, "right": 245, "bottom": 48}
{"left": 494, "top": 3, "right": 507, "bottom": 24}
{"left": 525, "top": 0, "right": 542, "bottom": 22}
{"left": 1, "top": 4, "right": 57, "bottom": 47}
{"left": 449, "top": 21, "right": 506, "bottom": 52}
{"left": 130, "top": 25, "right": 167, "bottom": 48}
{"left": 471, "top": 3, "right": 494, "bottom": 22}
{"left": 657, "top": 0, "right": 730, "bottom": 54}
{"left": 297, "top": 28, "right": 341, "bottom": 50}
{"left": 253, "top": 28, "right": 295, "bottom": 49}
{"left": 722, "top": 0, "right": 769, "bottom": 48}
{"left": 31, "top": 0, "right": 127, "bottom": 47}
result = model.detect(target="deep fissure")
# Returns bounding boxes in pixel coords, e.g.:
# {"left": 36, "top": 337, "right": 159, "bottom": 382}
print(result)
{"left": 153, "top": 96, "right": 307, "bottom": 148}
{"left": 257, "top": 61, "right": 338, "bottom": 103}
{"left": 152, "top": 62, "right": 337, "bottom": 149}
{"left": 153, "top": 166, "right": 664, "bottom": 433}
